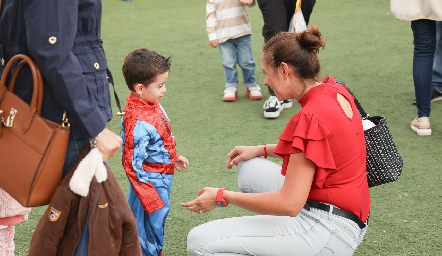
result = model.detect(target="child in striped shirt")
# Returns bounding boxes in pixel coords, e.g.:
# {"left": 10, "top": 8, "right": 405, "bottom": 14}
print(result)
{"left": 206, "top": 0, "right": 263, "bottom": 102}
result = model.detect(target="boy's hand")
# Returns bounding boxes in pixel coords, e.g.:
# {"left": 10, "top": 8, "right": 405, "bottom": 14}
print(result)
{"left": 210, "top": 40, "right": 218, "bottom": 48}
{"left": 240, "top": 0, "right": 254, "bottom": 6}
{"left": 175, "top": 155, "right": 189, "bottom": 172}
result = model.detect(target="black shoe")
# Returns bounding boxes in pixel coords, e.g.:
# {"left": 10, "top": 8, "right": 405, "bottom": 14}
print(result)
{"left": 411, "top": 87, "right": 442, "bottom": 105}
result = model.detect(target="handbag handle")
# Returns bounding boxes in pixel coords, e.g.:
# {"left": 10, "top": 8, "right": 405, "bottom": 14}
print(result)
{"left": 333, "top": 78, "right": 369, "bottom": 119}
{"left": 0, "top": 54, "right": 44, "bottom": 114}
{"left": 351, "top": 93, "right": 369, "bottom": 119}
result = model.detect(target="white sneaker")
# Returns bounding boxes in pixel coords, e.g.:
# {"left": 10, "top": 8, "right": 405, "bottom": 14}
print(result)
{"left": 280, "top": 99, "right": 293, "bottom": 108}
{"left": 223, "top": 87, "right": 238, "bottom": 102}
{"left": 263, "top": 96, "right": 282, "bottom": 118}
{"left": 245, "top": 85, "right": 263, "bottom": 100}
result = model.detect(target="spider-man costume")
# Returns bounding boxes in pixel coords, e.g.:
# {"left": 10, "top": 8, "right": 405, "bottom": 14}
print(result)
{"left": 121, "top": 93, "right": 180, "bottom": 256}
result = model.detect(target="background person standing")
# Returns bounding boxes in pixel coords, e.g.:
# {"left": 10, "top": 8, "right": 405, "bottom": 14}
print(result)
{"left": 391, "top": 0, "right": 442, "bottom": 136}
{"left": 256, "top": 0, "right": 316, "bottom": 118}
{"left": 206, "top": 0, "right": 263, "bottom": 102}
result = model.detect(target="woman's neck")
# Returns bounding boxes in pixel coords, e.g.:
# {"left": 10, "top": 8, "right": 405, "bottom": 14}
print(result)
{"left": 296, "top": 79, "right": 321, "bottom": 100}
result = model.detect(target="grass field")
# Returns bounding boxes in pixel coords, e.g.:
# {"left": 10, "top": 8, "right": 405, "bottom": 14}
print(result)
{"left": 14, "top": 0, "right": 442, "bottom": 255}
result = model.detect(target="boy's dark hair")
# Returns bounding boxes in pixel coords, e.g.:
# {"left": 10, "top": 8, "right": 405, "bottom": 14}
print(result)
{"left": 122, "top": 48, "right": 171, "bottom": 91}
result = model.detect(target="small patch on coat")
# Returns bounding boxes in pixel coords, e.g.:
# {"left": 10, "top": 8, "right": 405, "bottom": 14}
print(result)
{"left": 98, "top": 202, "right": 108, "bottom": 209}
{"left": 49, "top": 207, "right": 61, "bottom": 222}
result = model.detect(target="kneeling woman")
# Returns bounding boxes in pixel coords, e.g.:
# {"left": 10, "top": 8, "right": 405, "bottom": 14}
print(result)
{"left": 181, "top": 26, "right": 370, "bottom": 256}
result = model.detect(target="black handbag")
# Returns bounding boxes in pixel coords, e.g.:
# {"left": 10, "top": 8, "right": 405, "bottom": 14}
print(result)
{"left": 353, "top": 95, "right": 403, "bottom": 187}
{"left": 334, "top": 78, "right": 403, "bottom": 187}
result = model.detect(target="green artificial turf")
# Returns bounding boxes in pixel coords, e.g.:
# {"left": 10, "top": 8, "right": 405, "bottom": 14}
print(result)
{"left": 13, "top": 0, "right": 442, "bottom": 255}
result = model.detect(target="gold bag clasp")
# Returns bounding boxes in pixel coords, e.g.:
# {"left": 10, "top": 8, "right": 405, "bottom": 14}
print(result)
{"left": 5, "top": 108, "right": 17, "bottom": 128}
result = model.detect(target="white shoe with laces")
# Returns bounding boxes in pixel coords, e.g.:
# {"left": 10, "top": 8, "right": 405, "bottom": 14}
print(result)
{"left": 263, "top": 96, "right": 282, "bottom": 118}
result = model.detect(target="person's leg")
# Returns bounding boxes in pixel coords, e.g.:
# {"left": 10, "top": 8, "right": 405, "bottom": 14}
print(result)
{"left": 219, "top": 40, "right": 239, "bottom": 101}
{"left": 300, "top": 0, "right": 316, "bottom": 25}
{"left": 411, "top": 19, "right": 435, "bottom": 136}
{"left": 412, "top": 19, "right": 436, "bottom": 117}
{"left": 235, "top": 35, "right": 257, "bottom": 88}
{"left": 432, "top": 21, "right": 442, "bottom": 94}
{"left": 218, "top": 40, "right": 239, "bottom": 89}
{"left": 62, "top": 136, "right": 89, "bottom": 177}
{"left": 127, "top": 174, "right": 172, "bottom": 256}
{"left": 257, "top": 0, "right": 290, "bottom": 42}
{"left": 235, "top": 35, "right": 262, "bottom": 100}
{"left": 187, "top": 208, "right": 366, "bottom": 256}
{"left": 237, "top": 158, "right": 285, "bottom": 193}
{"left": 62, "top": 135, "right": 89, "bottom": 255}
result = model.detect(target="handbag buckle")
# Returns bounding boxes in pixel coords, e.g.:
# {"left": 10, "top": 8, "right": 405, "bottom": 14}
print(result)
{"left": 62, "top": 111, "right": 70, "bottom": 128}
{"left": 5, "top": 108, "right": 17, "bottom": 128}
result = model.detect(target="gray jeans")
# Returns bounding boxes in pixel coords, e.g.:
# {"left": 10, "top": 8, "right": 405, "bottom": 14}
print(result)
{"left": 187, "top": 158, "right": 367, "bottom": 256}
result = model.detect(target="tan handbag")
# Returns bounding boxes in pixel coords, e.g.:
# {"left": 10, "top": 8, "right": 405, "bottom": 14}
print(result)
{"left": 0, "top": 54, "right": 70, "bottom": 207}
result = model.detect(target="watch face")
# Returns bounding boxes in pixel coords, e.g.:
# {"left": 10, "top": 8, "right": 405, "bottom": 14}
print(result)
{"left": 217, "top": 201, "right": 227, "bottom": 207}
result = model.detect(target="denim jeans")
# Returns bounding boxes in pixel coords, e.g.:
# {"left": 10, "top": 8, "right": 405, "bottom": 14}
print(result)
{"left": 62, "top": 136, "right": 89, "bottom": 177}
{"left": 411, "top": 20, "right": 437, "bottom": 117}
{"left": 433, "top": 21, "right": 442, "bottom": 92}
{"left": 62, "top": 135, "right": 90, "bottom": 256}
{"left": 218, "top": 35, "right": 257, "bottom": 88}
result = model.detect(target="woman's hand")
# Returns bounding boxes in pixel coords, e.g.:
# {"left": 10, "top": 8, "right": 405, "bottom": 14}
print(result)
{"left": 226, "top": 145, "right": 264, "bottom": 168}
{"left": 180, "top": 187, "right": 218, "bottom": 214}
{"left": 94, "top": 128, "right": 123, "bottom": 162}
{"left": 175, "top": 155, "right": 189, "bottom": 172}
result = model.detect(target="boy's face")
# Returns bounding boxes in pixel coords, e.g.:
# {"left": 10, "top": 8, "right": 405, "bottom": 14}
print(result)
{"left": 134, "top": 71, "right": 169, "bottom": 104}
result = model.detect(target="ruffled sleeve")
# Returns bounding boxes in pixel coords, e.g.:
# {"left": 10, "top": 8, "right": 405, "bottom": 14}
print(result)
{"left": 274, "top": 112, "right": 336, "bottom": 186}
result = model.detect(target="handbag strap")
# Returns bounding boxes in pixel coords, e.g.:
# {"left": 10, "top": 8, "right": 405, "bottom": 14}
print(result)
{"left": 106, "top": 68, "right": 124, "bottom": 117}
{"left": 0, "top": 54, "right": 44, "bottom": 114}
{"left": 296, "top": 0, "right": 302, "bottom": 13}
{"left": 333, "top": 78, "right": 369, "bottom": 119}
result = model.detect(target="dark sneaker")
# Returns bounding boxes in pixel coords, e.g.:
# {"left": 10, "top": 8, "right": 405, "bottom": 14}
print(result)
{"left": 411, "top": 87, "right": 442, "bottom": 105}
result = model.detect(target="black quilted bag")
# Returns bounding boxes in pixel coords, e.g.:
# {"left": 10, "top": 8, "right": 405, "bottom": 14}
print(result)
{"left": 353, "top": 97, "right": 403, "bottom": 187}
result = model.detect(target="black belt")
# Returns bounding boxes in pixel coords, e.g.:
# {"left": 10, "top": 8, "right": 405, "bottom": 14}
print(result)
{"left": 304, "top": 200, "right": 366, "bottom": 229}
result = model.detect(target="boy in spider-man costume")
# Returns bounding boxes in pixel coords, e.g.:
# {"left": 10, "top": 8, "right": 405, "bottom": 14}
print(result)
{"left": 120, "top": 48, "right": 189, "bottom": 256}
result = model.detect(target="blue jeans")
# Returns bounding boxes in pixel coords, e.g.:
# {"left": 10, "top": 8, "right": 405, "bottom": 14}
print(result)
{"left": 218, "top": 35, "right": 257, "bottom": 88}
{"left": 433, "top": 21, "right": 442, "bottom": 92}
{"left": 62, "top": 136, "right": 89, "bottom": 177}
{"left": 62, "top": 135, "right": 90, "bottom": 256}
{"left": 411, "top": 20, "right": 437, "bottom": 117}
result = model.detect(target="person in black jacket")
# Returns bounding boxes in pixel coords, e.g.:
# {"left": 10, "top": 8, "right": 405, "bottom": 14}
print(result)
{"left": 0, "top": 0, "right": 122, "bottom": 254}
{"left": 254, "top": 0, "right": 316, "bottom": 118}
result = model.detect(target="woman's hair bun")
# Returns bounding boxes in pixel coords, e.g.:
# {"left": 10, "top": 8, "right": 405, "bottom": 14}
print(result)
{"left": 295, "top": 26, "right": 325, "bottom": 53}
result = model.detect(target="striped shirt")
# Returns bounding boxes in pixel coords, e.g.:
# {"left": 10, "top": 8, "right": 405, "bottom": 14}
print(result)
{"left": 206, "top": 0, "right": 254, "bottom": 44}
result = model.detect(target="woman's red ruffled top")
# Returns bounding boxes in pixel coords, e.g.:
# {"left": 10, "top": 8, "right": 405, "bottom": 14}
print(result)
{"left": 273, "top": 77, "right": 370, "bottom": 222}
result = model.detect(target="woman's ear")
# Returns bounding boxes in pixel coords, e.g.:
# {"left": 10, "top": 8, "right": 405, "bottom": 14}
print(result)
{"left": 280, "top": 62, "right": 290, "bottom": 80}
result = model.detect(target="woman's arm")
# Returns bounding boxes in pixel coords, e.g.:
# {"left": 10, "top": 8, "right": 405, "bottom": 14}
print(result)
{"left": 226, "top": 144, "right": 280, "bottom": 168}
{"left": 183, "top": 152, "right": 315, "bottom": 216}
